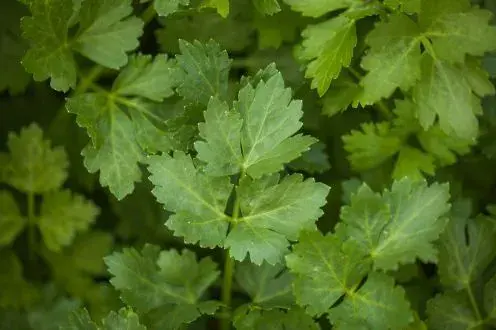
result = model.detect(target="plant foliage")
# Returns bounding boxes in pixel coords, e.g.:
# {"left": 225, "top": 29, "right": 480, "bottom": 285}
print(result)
{"left": 1, "top": 0, "right": 496, "bottom": 329}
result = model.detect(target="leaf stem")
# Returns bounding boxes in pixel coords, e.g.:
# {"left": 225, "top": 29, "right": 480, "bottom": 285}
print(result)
{"left": 467, "top": 285, "right": 483, "bottom": 321}
{"left": 220, "top": 173, "right": 244, "bottom": 330}
{"left": 220, "top": 250, "right": 235, "bottom": 330}
{"left": 27, "top": 191, "right": 36, "bottom": 262}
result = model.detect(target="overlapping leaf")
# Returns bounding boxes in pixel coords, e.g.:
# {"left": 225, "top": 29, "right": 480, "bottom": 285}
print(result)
{"left": 148, "top": 153, "right": 329, "bottom": 264}
{"left": 63, "top": 308, "right": 145, "bottom": 330}
{"left": 357, "top": 14, "right": 422, "bottom": 105}
{"left": 147, "top": 151, "right": 232, "bottom": 248}
{"left": 174, "top": 39, "right": 231, "bottom": 106}
{"left": 67, "top": 54, "right": 177, "bottom": 199}
{"left": 297, "top": 16, "right": 356, "bottom": 95}
{"left": 197, "top": 71, "right": 316, "bottom": 177}
{"left": 233, "top": 307, "right": 319, "bottom": 330}
{"left": 339, "top": 178, "right": 450, "bottom": 270}
{"left": 105, "top": 245, "right": 220, "bottom": 329}
{"left": 225, "top": 174, "right": 329, "bottom": 264}
{"left": 437, "top": 201, "right": 496, "bottom": 290}
{"left": 285, "top": 231, "right": 369, "bottom": 315}
{"left": 235, "top": 260, "right": 294, "bottom": 309}
{"left": 21, "top": 0, "right": 143, "bottom": 91}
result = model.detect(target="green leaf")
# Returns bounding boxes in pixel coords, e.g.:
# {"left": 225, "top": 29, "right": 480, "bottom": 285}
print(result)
{"left": 0, "top": 0, "right": 30, "bottom": 95}
{"left": 282, "top": 0, "right": 354, "bottom": 17}
{"left": 147, "top": 151, "right": 232, "bottom": 248}
{"left": 484, "top": 274, "right": 496, "bottom": 323}
{"left": 42, "top": 231, "right": 114, "bottom": 302}
{"left": 101, "top": 308, "right": 146, "bottom": 330}
{"left": 413, "top": 55, "right": 478, "bottom": 140}
{"left": 426, "top": 292, "right": 479, "bottom": 330}
{"left": 384, "top": 0, "right": 420, "bottom": 13}
{"left": 253, "top": 0, "right": 281, "bottom": 15}
{"left": 194, "top": 97, "right": 243, "bottom": 176}
{"left": 358, "top": 14, "right": 422, "bottom": 105}
{"left": 62, "top": 308, "right": 98, "bottom": 330}
{"left": 21, "top": 0, "right": 143, "bottom": 91}
{"left": 437, "top": 201, "right": 496, "bottom": 290}
{"left": 321, "top": 72, "right": 361, "bottom": 117}
{"left": 0, "top": 191, "right": 26, "bottom": 246}
{"left": 342, "top": 122, "right": 402, "bottom": 171}
{"left": 3, "top": 123, "right": 68, "bottom": 194}
{"left": 235, "top": 260, "right": 294, "bottom": 309}
{"left": 233, "top": 306, "right": 320, "bottom": 330}
{"left": 38, "top": 189, "right": 100, "bottom": 252}
{"left": 327, "top": 273, "right": 413, "bottom": 329}
{"left": 105, "top": 245, "right": 220, "bottom": 327}
{"left": 195, "top": 70, "right": 316, "bottom": 178}
{"left": 287, "top": 142, "right": 331, "bottom": 174}
{"left": 423, "top": 8, "right": 496, "bottom": 63}
{"left": 154, "top": 0, "right": 190, "bottom": 16}
{"left": 0, "top": 251, "right": 39, "bottom": 308}
{"left": 226, "top": 174, "right": 329, "bottom": 264}
{"left": 237, "top": 72, "right": 316, "bottom": 178}
{"left": 174, "top": 39, "right": 231, "bottom": 106}
{"left": 392, "top": 146, "right": 435, "bottom": 180}
{"left": 201, "top": 0, "right": 230, "bottom": 18}
{"left": 339, "top": 178, "right": 450, "bottom": 270}
{"left": 67, "top": 54, "right": 177, "bottom": 199}
{"left": 28, "top": 291, "right": 82, "bottom": 330}
{"left": 297, "top": 16, "right": 357, "bottom": 95}
{"left": 285, "top": 231, "right": 370, "bottom": 315}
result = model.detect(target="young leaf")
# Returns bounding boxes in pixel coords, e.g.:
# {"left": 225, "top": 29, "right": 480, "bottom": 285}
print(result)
{"left": 339, "top": 178, "right": 450, "bottom": 270}
{"left": 21, "top": 0, "right": 143, "bottom": 91}
{"left": 174, "top": 39, "right": 231, "bottom": 106}
{"left": 297, "top": 16, "right": 357, "bottom": 95}
{"left": 147, "top": 151, "right": 232, "bottom": 248}
{"left": 226, "top": 174, "right": 329, "bottom": 264}
{"left": 105, "top": 245, "right": 220, "bottom": 328}
{"left": 195, "top": 71, "right": 316, "bottom": 178}
{"left": 285, "top": 231, "right": 370, "bottom": 315}
{"left": 2, "top": 123, "right": 68, "bottom": 194}
{"left": 67, "top": 54, "right": 177, "bottom": 199}
{"left": 0, "top": 191, "right": 26, "bottom": 246}
{"left": 38, "top": 190, "right": 100, "bottom": 252}
{"left": 194, "top": 97, "right": 244, "bottom": 176}
{"left": 237, "top": 72, "right": 316, "bottom": 177}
